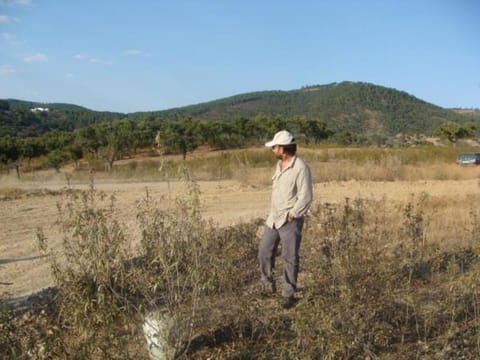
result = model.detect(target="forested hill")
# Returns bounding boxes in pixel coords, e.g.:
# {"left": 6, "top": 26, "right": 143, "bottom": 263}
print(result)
{"left": 0, "top": 99, "right": 124, "bottom": 137}
{"left": 2, "top": 82, "right": 478, "bottom": 138}
{"left": 134, "top": 82, "right": 475, "bottom": 135}
{"left": 7, "top": 99, "right": 92, "bottom": 112}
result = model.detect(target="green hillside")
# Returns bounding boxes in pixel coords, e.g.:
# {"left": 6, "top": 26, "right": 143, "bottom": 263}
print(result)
{"left": 6, "top": 99, "right": 91, "bottom": 112}
{"left": 135, "top": 82, "right": 476, "bottom": 135}
{"left": 2, "top": 82, "right": 478, "bottom": 138}
{"left": 0, "top": 99, "right": 124, "bottom": 137}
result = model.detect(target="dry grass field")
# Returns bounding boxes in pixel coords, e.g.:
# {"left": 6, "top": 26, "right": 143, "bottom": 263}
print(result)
{"left": 1, "top": 146, "right": 480, "bottom": 358}
{"left": 1, "top": 147, "right": 480, "bottom": 299}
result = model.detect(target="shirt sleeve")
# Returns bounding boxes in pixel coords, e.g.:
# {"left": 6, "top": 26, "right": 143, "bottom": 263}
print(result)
{"left": 290, "top": 164, "right": 313, "bottom": 218}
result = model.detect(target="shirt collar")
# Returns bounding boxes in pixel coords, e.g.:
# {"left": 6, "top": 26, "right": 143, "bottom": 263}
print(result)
{"left": 276, "top": 155, "right": 297, "bottom": 173}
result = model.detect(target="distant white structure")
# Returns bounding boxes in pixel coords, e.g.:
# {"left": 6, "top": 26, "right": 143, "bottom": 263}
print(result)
{"left": 30, "top": 107, "right": 49, "bottom": 113}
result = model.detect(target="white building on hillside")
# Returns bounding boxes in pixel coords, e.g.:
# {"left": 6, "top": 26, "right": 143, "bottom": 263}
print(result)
{"left": 30, "top": 107, "right": 49, "bottom": 113}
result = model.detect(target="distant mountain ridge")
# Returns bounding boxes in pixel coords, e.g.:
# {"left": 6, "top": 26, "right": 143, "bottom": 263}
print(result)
{"left": 2, "top": 81, "right": 478, "bottom": 137}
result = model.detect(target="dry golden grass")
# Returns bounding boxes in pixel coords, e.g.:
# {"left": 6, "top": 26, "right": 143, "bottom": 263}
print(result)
{"left": 2, "top": 145, "right": 480, "bottom": 358}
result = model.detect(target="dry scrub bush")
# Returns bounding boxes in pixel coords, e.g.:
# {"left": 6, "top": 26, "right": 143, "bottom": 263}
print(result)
{"left": 0, "top": 291, "right": 61, "bottom": 359}
{"left": 134, "top": 181, "right": 257, "bottom": 350}
{"left": 4, "top": 173, "right": 480, "bottom": 358}
{"left": 0, "top": 298, "right": 20, "bottom": 358}
{"left": 30, "top": 175, "right": 268, "bottom": 358}
{"left": 133, "top": 177, "right": 292, "bottom": 358}
{"left": 292, "top": 197, "right": 480, "bottom": 359}
{"left": 37, "top": 183, "right": 145, "bottom": 358}
{"left": 294, "top": 198, "right": 406, "bottom": 358}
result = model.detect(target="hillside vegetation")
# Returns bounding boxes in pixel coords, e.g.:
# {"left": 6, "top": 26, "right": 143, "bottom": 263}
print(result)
{"left": 0, "top": 99, "right": 124, "bottom": 137}
{"left": 1, "top": 82, "right": 479, "bottom": 176}
{"left": 2, "top": 82, "right": 478, "bottom": 138}
{"left": 133, "top": 82, "right": 477, "bottom": 135}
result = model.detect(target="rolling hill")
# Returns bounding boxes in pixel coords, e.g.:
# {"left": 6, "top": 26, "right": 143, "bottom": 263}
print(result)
{"left": 0, "top": 99, "right": 124, "bottom": 137}
{"left": 2, "top": 82, "right": 478, "bottom": 137}
{"left": 135, "top": 81, "right": 477, "bottom": 135}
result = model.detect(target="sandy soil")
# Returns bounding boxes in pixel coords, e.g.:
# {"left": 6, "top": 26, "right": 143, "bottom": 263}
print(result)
{"left": 2, "top": 175, "right": 480, "bottom": 301}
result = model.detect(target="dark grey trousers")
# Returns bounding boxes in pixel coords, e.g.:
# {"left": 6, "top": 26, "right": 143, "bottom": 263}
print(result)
{"left": 258, "top": 218, "right": 304, "bottom": 298}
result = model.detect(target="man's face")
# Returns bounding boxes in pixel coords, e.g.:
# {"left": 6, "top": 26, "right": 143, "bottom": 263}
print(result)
{"left": 271, "top": 145, "right": 283, "bottom": 159}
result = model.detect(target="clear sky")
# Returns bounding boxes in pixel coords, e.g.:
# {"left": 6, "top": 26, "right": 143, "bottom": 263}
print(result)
{"left": 0, "top": 0, "right": 479, "bottom": 113}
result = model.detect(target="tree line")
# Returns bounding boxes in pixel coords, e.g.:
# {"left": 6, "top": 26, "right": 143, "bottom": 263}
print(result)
{"left": 3, "top": 81, "right": 479, "bottom": 141}
{"left": 1, "top": 101, "right": 478, "bottom": 176}
{"left": 0, "top": 114, "right": 334, "bottom": 176}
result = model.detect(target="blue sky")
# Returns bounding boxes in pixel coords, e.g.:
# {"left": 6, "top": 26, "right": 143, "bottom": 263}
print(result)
{"left": 0, "top": 0, "right": 479, "bottom": 113}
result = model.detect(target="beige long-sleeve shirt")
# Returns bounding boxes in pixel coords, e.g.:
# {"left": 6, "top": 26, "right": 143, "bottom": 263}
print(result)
{"left": 266, "top": 155, "right": 313, "bottom": 229}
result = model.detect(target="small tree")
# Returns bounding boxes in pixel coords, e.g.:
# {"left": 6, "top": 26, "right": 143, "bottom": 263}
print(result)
{"left": 66, "top": 144, "right": 83, "bottom": 169}
{"left": 99, "top": 120, "right": 135, "bottom": 171}
{"left": 0, "top": 135, "right": 21, "bottom": 178}
{"left": 75, "top": 126, "right": 105, "bottom": 158}
{"left": 21, "top": 137, "right": 46, "bottom": 168}
{"left": 47, "top": 149, "right": 69, "bottom": 172}
{"left": 155, "top": 117, "right": 201, "bottom": 160}
{"left": 435, "top": 121, "right": 476, "bottom": 145}
{"left": 298, "top": 118, "right": 333, "bottom": 144}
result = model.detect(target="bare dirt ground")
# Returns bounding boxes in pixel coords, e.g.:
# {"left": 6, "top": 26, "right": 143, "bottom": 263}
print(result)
{"left": 2, "top": 172, "right": 480, "bottom": 301}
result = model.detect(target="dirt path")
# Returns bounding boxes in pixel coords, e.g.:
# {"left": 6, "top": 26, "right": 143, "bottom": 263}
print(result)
{"left": 2, "top": 177, "right": 480, "bottom": 300}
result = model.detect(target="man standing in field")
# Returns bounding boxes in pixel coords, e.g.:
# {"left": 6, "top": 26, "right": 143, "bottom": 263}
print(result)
{"left": 258, "top": 130, "right": 313, "bottom": 309}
